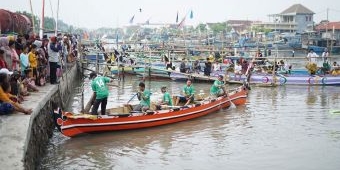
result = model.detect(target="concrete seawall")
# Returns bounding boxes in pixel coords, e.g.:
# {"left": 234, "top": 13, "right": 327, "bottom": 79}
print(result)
{"left": 0, "top": 63, "right": 80, "bottom": 170}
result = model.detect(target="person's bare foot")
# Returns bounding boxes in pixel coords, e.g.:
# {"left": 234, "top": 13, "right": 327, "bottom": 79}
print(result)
{"left": 24, "top": 108, "right": 33, "bottom": 115}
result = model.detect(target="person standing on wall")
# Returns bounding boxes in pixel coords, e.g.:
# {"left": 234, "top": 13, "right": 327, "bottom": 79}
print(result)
{"left": 47, "top": 36, "right": 62, "bottom": 84}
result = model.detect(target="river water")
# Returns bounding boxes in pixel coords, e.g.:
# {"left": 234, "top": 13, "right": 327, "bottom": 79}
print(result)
{"left": 40, "top": 76, "right": 340, "bottom": 170}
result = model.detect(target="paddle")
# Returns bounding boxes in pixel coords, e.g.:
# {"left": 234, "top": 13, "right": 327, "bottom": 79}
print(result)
{"left": 223, "top": 68, "right": 236, "bottom": 109}
{"left": 127, "top": 93, "right": 138, "bottom": 104}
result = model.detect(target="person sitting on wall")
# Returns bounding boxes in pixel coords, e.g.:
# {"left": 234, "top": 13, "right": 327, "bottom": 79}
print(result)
{"left": 0, "top": 71, "right": 32, "bottom": 115}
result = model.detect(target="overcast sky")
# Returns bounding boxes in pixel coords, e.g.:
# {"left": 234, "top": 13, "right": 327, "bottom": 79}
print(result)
{"left": 2, "top": 0, "right": 340, "bottom": 29}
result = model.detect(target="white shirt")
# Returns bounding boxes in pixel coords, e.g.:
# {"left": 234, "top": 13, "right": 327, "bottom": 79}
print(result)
{"left": 235, "top": 64, "right": 242, "bottom": 73}
{"left": 213, "top": 63, "right": 221, "bottom": 71}
{"left": 307, "top": 52, "right": 318, "bottom": 63}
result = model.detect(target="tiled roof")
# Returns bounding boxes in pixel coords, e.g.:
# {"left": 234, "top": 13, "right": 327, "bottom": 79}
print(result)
{"left": 315, "top": 22, "right": 340, "bottom": 30}
{"left": 280, "top": 4, "right": 314, "bottom": 15}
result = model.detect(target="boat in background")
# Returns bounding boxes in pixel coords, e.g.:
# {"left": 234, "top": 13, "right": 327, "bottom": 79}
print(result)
{"left": 226, "top": 71, "right": 340, "bottom": 86}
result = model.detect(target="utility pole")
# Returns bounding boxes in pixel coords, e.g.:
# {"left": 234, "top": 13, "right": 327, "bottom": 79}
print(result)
{"left": 327, "top": 8, "right": 329, "bottom": 21}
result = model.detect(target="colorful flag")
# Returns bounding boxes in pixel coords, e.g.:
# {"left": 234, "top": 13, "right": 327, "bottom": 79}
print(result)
{"left": 178, "top": 16, "right": 186, "bottom": 29}
{"left": 129, "top": 15, "right": 135, "bottom": 24}
{"left": 190, "top": 10, "right": 193, "bottom": 19}
{"left": 176, "top": 12, "right": 179, "bottom": 23}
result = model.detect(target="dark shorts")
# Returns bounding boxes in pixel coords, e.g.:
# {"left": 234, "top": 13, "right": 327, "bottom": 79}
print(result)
{"left": 179, "top": 96, "right": 194, "bottom": 103}
{"left": 0, "top": 102, "right": 15, "bottom": 115}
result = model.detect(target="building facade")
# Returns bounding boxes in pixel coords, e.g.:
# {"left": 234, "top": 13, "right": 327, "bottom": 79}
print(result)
{"left": 252, "top": 4, "right": 314, "bottom": 33}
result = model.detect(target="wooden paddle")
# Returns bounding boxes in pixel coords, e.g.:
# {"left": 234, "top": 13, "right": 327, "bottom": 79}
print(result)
{"left": 223, "top": 68, "right": 236, "bottom": 109}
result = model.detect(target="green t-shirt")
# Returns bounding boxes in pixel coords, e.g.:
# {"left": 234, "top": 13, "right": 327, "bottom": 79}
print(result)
{"left": 163, "top": 92, "right": 173, "bottom": 106}
{"left": 140, "top": 89, "right": 151, "bottom": 107}
{"left": 91, "top": 76, "right": 110, "bottom": 99}
{"left": 210, "top": 80, "right": 223, "bottom": 95}
{"left": 183, "top": 85, "right": 195, "bottom": 97}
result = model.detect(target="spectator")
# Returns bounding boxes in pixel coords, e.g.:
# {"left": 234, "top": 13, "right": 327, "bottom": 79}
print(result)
{"left": 0, "top": 49, "right": 8, "bottom": 69}
{"left": 9, "top": 40, "right": 20, "bottom": 71}
{"left": 0, "top": 70, "right": 32, "bottom": 115}
{"left": 47, "top": 36, "right": 62, "bottom": 84}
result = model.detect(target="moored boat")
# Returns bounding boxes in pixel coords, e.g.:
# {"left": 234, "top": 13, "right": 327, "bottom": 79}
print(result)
{"left": 53, "top": 84, "right": 249, "bottom": 137}
{"left": 226, "top": 72, "right": 340, "bottom": 86}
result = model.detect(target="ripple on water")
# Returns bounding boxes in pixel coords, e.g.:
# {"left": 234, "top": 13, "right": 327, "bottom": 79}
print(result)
{"left": 39, "top": 79, "right": 340, "bottom": 170}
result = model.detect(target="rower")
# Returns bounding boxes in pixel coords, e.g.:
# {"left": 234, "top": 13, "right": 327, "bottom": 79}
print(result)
{"left": 134, "top": 82, "right": 151, "bottom": 112}
{"left": 175, "top": 79, "right": 195, "bottom": 106}
{"left": 156, "top": 86, "right": 173, "bottom": 110}
{"left": 210, "top": 75, "right": 226, "bottom": 98}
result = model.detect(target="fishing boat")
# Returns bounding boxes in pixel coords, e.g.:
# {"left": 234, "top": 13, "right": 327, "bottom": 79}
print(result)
{"left": 226, "top": 72, "right": 340, "bottom": 86}
{"left": 53, "top": 84, "right": 250, "bottom": 137}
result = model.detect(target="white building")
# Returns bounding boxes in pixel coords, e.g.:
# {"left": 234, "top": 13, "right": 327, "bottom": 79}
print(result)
{"left": 252, "top": 4, "right": 314, "bottom": 33}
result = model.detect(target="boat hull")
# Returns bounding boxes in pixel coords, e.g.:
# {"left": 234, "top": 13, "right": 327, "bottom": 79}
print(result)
{"left": 226, "top": 73, "right": 340, "bottom": 86}
{"left": 54, "top": 86, "right": 248, "bottom": 137}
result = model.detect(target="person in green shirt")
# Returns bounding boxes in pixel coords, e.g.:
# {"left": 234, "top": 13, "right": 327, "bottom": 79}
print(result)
{"left": 156, "top": 86, "right": 173, "bottom": 110}
{"left": 90, "top": 72, "right": 112, "bottom": 115}
{"left": 210, "top": 75, "right": 226, "bottom": 97}
{"left": 135, "top": 82, "right": 151, "bottom": 112}
{"left": 175, "top": 79, "right": 195, "bottom": 106}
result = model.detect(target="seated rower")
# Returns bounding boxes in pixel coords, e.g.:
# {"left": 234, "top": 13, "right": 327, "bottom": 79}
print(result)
{"left": 156, "top": 86, "right": 173, "bottom": 110}
{"left": 210, "top": 75, "right": 226, "bottom": 98}
{"left": 175, "top": 79, "right": 195, "bottom": 106}
{"left": 134, "top": 82, "right": 151, "bottom": 112}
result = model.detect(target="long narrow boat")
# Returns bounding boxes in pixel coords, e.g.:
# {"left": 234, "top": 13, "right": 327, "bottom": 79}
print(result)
{"left": 53, "top": 84, "right": 249, "bottom": 137}
{"left": 226, "top": 72, "right": 340, "bottom": 86}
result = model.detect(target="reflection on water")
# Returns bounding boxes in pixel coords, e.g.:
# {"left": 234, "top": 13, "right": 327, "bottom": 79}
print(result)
{"left": 40, "top": 77, "right": 340, "bottom": 170}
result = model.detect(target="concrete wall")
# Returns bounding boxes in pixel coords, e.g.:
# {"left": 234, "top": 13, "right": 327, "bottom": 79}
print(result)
{"left": 24, "top": 63, "right": 80, "bottom": 170}
{"left": 0, "top": 63, "right": 80, "bottom": 170}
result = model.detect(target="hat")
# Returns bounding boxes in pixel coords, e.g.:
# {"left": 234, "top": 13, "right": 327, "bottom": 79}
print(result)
{"left": 0, "top": 68, "right": 13, "bottom": 75}
{"left": 50, "top": 36, "right": 57, "bottom": 43}
{"left": 33, "top": 40, "right": 42, "bottom": 48}
{"left": 89, "top": 72, "right": 97, "bottom": 79}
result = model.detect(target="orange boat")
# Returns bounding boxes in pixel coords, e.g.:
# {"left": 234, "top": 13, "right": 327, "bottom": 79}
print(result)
{"left": 53, "top": 85, "right": 249, "bottom": 137}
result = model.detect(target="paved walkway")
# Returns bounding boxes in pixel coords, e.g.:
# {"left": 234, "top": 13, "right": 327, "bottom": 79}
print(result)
{"left": 0, "top": 84, "right": 57, "bottom": 170}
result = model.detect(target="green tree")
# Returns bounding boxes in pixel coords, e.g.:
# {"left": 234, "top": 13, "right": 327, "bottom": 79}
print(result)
{"left": 209, "top": 22, "right": 229, "bottom": 34}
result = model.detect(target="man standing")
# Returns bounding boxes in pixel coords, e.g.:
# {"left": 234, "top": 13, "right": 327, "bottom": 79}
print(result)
{"left": 48, "top": 36, "right": 62, "bottom": 84}
{"left": 307, "top": 49, "right": 318, "bottom": 64}
{"left": 90, "top": 71, "right": 112, "bottom": 115}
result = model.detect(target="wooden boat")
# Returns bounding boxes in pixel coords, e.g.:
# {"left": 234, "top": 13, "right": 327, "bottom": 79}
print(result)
{"left": 226, "top": 72, "right": 340, "bottom": 86}
{"left": 53, "top": 84, "right": 250, "bottom": 137}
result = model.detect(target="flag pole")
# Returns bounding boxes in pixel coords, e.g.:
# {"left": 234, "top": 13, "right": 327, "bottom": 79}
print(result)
{"left": 55, "top": 0, "right": 60, "bottom": 35}
{"left": 39, "top": 0, "right": 45, "bottom": 38}
{"left": 29, "top": 0, "right": 35, "bottom": 35}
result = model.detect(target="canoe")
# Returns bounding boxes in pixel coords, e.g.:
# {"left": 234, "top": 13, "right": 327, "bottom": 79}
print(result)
{"left": 226, "top": 73, "right": 340, "bottom": 86}
{"left": 53, "top": 85, "right": 249, "bottom": 137}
